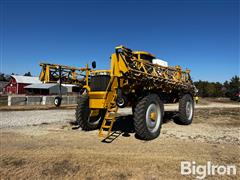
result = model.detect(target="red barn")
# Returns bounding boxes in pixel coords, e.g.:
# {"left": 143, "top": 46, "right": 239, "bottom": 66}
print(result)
{"left": 5, "top": 75, "right": 41, "bottom": 94}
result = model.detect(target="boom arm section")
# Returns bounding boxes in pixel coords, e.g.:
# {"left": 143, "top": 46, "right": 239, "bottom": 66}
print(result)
{"left": 39, "top": 63, "right": 88, "bottom": 86}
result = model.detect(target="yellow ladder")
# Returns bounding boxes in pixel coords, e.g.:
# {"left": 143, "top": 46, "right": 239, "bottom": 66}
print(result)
{"left": 98, "top": 93, "right": 118, "bottom": 137}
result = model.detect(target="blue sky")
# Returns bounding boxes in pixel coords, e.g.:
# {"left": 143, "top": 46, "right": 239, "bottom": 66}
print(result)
{"left": 0, "top": 0, "right": 239, "bottom": 82}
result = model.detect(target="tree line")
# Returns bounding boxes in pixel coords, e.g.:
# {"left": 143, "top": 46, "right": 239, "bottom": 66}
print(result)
{"left": 0, "top": 72, "right": 32, "bottom": 81}
{"left": 194, "top": 75, "right": 239, "bottom": 98}
{"left": 0, "top": 72, "right": 239, "bottom": 98}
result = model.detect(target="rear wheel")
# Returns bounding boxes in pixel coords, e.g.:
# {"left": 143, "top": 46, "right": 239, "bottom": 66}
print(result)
{"left": 134, "top": 94, "right": 164, "bottom": 140}
{"left": 54, "top": 96, "right": 62, "bottom": 107}
{"left": 75, "top": 94, "right": 105, "bottom": 130}
{"left": 178, "top": 94, "right": 194, "bottom": 125}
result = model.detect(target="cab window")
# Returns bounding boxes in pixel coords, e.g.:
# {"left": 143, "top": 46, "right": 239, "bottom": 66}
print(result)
{"left": 140, "top": 54, "right": 154, "bottom": 63}
{"left": 133, "top": 54, "right": 138, "bottom": 59}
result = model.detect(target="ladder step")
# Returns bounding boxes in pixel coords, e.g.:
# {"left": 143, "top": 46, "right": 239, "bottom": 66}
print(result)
{"left": 99, "top": 129, "right": 112, "bottom": 135}
{"left": 105, "top": 115, "right": 115, "bottom": 119}
{"left": 105, "top": 117, "right": 114, "bottom": 120}
{"left": 98, "top": 90, "right": 118, "bottom": 139}
{"left": 102, "top": 125, "right": 111, "bottom": 129}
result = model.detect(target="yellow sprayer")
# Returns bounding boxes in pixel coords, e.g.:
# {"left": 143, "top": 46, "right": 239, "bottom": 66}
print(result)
{"left": 40, "top": 45, "right": 197, "bottom": 140}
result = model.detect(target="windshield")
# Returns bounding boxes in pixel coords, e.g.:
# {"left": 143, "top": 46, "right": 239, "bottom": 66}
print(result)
{"left": 140, "top": 54, "right": 155, "bottom": 63}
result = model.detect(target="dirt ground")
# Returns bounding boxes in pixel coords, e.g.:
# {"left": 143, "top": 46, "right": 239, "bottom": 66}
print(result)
{"left": 0, "top": 100, "right": 239, "bottom": 179}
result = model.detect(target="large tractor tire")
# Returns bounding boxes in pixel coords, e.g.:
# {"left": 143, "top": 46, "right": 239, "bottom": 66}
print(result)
{"left": 134, "top": 94, "right": 164, "bottom": 140}
{"left": 75, "top": 94, "right": 105, "bottom": 130}
{"left": 178, "top": 94, "right": 194, "bottom": 125}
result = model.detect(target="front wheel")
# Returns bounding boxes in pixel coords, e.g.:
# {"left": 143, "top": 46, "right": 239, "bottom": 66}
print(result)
{"left": 75, "top": 94, "right": 105, "bottom": 130}
{"left": 134, "top": 94, "right": 164, "bottom": 140}
{"left": 116, "top": 95, "right": 128, "bottom": 108}
{"left": 178, "top": 94, "right": 194, "bottom": 125}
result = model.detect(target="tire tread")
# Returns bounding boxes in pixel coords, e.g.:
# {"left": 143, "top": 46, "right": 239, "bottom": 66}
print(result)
{"left": 178, "top": 94, "right": 194, "bottom": 125}
{"left": 134, "top": 94, "right": 164, "bottom": 140}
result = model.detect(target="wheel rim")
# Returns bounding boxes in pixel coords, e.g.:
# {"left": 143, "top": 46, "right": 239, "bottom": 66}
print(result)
{"left": 54, "top": 99, "right": 59, "bottom": 105}
{"left": 145, "top": 103, "right": 161, "bottom": 133}
{"left": 88, "top": 110, "right": 102, "bottom": 125}
{"left": 88, "top": 116, "right": 101, "bottom": 125}
{"left": 117, "top": 98, "right": 125, "bottom": 107}
{"left": 186, "top": 101, "right": 193, "bottom": 120}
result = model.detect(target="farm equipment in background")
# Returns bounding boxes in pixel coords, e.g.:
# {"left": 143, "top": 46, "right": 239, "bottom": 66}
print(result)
{"left": 76, "top": 45, "right": 197, "bottom": 140}
{"left": 39, "top": 63, "right": 88, "bottom": 106}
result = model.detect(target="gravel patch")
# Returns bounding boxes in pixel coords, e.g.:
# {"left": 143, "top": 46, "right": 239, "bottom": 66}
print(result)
{"left": 0, "top": 108, "right": 131, "bottom": 129}
{"left": 0, "top": 102, "right": 239, "bottom": 129}
{"left": 0, "top": 110, "right": 75, "bottom": 128}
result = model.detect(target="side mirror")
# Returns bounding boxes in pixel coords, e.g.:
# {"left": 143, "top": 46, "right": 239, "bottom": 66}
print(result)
{"left": 92, "top": 61, "right": 96, "bottom": 69}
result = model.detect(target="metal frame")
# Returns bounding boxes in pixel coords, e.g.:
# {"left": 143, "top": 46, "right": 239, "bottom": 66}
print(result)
{"left": 39, "top": 63, "right": 89, "bottom": 85}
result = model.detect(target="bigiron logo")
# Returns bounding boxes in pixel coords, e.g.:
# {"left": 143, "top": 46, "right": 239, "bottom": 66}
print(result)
{"left": 180, "top": 161, "right": 237, "bottom": 179}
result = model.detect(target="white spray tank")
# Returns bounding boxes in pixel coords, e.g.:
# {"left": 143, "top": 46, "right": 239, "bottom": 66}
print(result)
{"left": 152, "top": 59, "right": 168, "bottom": 67}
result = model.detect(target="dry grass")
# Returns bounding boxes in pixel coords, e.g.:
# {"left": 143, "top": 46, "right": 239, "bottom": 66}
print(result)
{"left": 0, "top": 106, "right": 239, "bottom": 179}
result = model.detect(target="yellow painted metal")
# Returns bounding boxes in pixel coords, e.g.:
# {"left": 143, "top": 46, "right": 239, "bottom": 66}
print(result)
{"left": 88, "top": 91, "right": 108, "bottom": 99}
{"left": 89, "top": 99, "right": 106, "bottom": 109}
{"left": 111, "top": 53, "right": 128, "bottom": 76}
{"left": 90, "top": 109, "right": 100, "bottom": 117}
{"left": 133, "top": 51, "right": 156, "bottom": 61}
{"left": 88, "top": 91, "right": 108, "bottom": 109}
{"left": 90, "top": 70, "right": 111, "bottom": 74}
{"left": 39, "top": 62, "right": 89, "bottom": 85}
{"left": 133, "top": 51, "right": 155, "bottom": 57}
{"left": 150, "top": 112, "right": 157, "bottom": 121}
{"left": 98, "top": 92, "right": 118, "bottom": 137}
{"left": 85, "top": 63, "right": 89, "bottom": 87}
